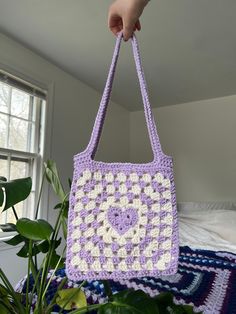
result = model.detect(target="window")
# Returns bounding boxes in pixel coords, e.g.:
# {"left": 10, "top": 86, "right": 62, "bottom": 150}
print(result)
{"left": 0, "top": 70, "right": 46, "bottom": 232}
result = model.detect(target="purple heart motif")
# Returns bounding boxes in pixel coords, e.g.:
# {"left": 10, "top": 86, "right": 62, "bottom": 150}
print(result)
{"left": 107, "top": 207, "right": 138, "bottom": 235}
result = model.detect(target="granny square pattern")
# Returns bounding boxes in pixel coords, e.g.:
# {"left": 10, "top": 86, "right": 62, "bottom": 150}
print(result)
{"left": 66, "top": 33, "right": 179, "bottom": 280}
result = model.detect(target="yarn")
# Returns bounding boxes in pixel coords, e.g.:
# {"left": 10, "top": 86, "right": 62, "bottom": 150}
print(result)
{"left": 66, "top": 33, "right": 178, "bottom": 280}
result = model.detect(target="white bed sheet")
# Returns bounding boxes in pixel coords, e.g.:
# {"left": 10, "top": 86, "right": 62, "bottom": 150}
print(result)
{"left": 177, "top": 202, "right": 236, "bottom": 253}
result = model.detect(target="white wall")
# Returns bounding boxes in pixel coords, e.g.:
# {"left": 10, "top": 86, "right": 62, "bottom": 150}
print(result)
{"left": 130, "top": 95, "right": 236, "bottom": 202}
{"left": 0, "top": 32, "right": 130, "bottom": 285}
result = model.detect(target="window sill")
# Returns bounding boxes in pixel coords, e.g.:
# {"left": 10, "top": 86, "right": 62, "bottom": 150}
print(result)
{"left": 0, "top": 232, "right": 18, "bottom": 252}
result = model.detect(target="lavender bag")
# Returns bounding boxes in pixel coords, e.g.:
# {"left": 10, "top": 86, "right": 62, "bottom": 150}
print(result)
{"left": 66, "top": 32, "right": 179, "bottom": 280}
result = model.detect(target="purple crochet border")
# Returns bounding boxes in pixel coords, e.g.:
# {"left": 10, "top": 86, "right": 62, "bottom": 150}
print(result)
{"left": 66, "top": 32, "right": 179, "bottom": 281}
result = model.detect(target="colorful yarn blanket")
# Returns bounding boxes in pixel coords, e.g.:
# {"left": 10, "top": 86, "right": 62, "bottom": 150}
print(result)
{"left": 16, "top": 246, "right": 236, "bottom": 313}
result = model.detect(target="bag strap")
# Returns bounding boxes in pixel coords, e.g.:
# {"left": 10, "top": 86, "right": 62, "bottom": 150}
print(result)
{"left": 86, "top": 32, "right": 164, "bottom": 162}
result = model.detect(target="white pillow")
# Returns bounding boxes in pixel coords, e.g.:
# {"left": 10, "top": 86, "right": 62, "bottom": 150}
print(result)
{"left": 177, "top": 202, "right": 236, "bottom": 252}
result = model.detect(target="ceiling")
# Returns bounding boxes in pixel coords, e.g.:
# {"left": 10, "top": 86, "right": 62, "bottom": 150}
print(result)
{"left": 0, "top": 0, "right": 236, "bottom": 111}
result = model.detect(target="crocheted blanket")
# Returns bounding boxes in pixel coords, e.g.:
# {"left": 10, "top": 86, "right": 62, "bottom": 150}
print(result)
{"left": 16, "top": 246, "right": 236, "bottom": 314}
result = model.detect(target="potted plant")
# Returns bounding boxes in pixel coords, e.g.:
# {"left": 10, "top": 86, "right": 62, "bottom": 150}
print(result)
{"left": 0, "top": 160, "right": 199, "bottom": 313}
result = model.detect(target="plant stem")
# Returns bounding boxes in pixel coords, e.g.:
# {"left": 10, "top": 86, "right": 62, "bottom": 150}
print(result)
{"left": 11, "top": 206, "right": 18, "bottom": 221}
{"left": 34, "top": 254, "right": 38, "bottom": 272}
{"left": 36, "top": 208, "right": 63, "bottom": 311}
{"left": 35, "top": 258, "right": 48, "bottom": 312}
{"left": 45, "top": 277, "right": 68, "bottom": 314}
{"left": 26, "top": 240, "right": 32, "bottom": 312}
{"left": 0, "top": 285, "right": 21, "bottom": 314}
{"left": 0, "top": 300, "right": 17, "bottom": 314}
{"left": 34, "top": 170, "right": 46, "bottom": 220}
{"left": 35, "top": 191, "right": 69, "bottom": 312}
{"left": 0, "top": 268, "right": 25, "bottom": 314}
{"left": 28, "top": 251, "right": 40, "bottom": 304}
{"left": 69, "top": 303, "right": 103, "bottom": 314}
{"left": 42, "top": 247, "right": 66, "bottom": 300}
{"left": 29, "top": 257, "right": 46, "bottom": 308}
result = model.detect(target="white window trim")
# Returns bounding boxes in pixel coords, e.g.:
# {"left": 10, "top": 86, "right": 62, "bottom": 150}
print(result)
{"left": 0, "top": 62, "right": 55, "bottom": 249}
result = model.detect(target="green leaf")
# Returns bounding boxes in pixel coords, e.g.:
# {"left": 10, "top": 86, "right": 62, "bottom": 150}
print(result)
{"left": 16, "top": 243, "right": 29, "bottom": 258}
{"left": 54, "top": 200, "right": 69, "bottom": 218}
{"left": 53, "top": 238, "right": 62, "bottom": 249}
{"left": 56, "top": 288, "right": 87, "bottom": 310}
{"left": 0, "top": 177, "right": 32, "bottom": 211}
{"left": 54, "top": 203, "right": 62, "bottom": 209}
{"left": 37, "top": 238, "right": 61, "bottom": 256}
{"left": 62, "top": 201, "right": 69, "bottom": 218}
{"left": 102, "top": 280, "right": 113, "bottom": 301}
{"left": 61, "top": 216, "right": 67, "bottom": 239}
{"left": 0, "top": 188, "right": 4, "bottom": 207}
{"left": 0, "top": 285, "right": 13, "bottom": 313}
{"left": 153, "top": 292, "right": 174, "bottom": 314}
{"left": 0, "top": 303, "right": 10, "bottom": 314}
{"left": 0, "top": 177, "right": 7, "bottom": 207}
{"left": 37, "top": 239, "right": 50, "bottom": 253}
{"left": 0, "top": 285, "right": 8, "bottom": 296}
{"left": 32, "top": 244, "right": 40, "bottom": 256}
{"left": 49, "top": 250, "right": 64, "bottom": 269}
{"left": 99, "top": 289, "right": 160, "bottom": 314}
{"left": 98, "top": 303, "right": 132, "bottom": 314}
{"left": 154, "top": 291, "right": 174, "bottom": 308}
{"left": 5, "top": 234, "right": 24, "bottom": 246}
{"left": 44, "top": 160, "right": 65, "bottom": 202}
{"left": 0, "top": 223, "right": 16, "bottom": 232}
{"left": 16, "top": 218, "right": 53, "bottom": 241}
{"left": 169, "top": 304, "right": 197, "bottom": 314}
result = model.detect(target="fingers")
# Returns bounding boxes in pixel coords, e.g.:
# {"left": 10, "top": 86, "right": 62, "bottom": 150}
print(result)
{"left": 123, "top": 17, "right": 141, "bottom": 41}
{"left": 108, "top": 14, "right": 123, "bottom": 36}
{"left": 136, "top": 20, "right": 141, "bottom": 31}
{"left": 108, "top": 0, "right": 145, "bottom": 41}
{"left": 123, "top": 24, "right": 134, "bottom": 41}
{"left": 109, "top": 15, "right": 140, "bottom": 40}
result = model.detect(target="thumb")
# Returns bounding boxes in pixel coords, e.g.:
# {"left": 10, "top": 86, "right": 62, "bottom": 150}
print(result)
{"left": 123, "top": 18, "right": 136, "bottom": 41}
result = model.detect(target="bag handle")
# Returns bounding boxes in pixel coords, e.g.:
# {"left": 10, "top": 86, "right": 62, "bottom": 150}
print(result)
{"left": 85, "top": 32, "right": 164, "bottom": 162}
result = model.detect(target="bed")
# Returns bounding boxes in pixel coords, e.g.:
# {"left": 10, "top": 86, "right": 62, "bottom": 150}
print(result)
{"left": 16, "top": 202, "right": 236, "bottom": 314}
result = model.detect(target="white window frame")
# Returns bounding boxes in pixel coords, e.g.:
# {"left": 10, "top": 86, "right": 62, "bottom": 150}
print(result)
{"left": 0, "top": 65, "right": 54, "bottom": 244}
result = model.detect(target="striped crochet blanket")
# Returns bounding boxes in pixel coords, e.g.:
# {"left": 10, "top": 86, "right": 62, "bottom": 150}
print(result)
{"left": 17, "top": 246, "right": 236, "bottom": 313}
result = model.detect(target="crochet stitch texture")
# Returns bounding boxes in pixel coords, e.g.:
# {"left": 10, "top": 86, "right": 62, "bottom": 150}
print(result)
{"left": 66, "top": 32, "right": 179, "bottom": 280}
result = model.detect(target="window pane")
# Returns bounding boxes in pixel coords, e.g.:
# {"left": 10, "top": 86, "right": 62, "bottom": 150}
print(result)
{"left": 0, "top": 82, "right": 9, "bottom": 114}
{"left": 26, "top": 192, "right": 35, "bottom": 219}
{"left": 0, "top": 157, "right": 7, "bottom": 225}
{"left": 9, "top": 117, "right": 29, "bottom": 151}
{"left": 0, "top": 113, "right": 8, "bottom": 148}
{"left": 6, "top": 202, "right": 23, "bottom": 224}
{"left": 0, "top": 212, "right": 6, "bottom": 225}
{"left": 11, "top": 88, "right": 29, "bottom": 119}
{"left": 10, "top": 160, "right": 27, "bottom": 180}
{"left": 0, "top": 157, "right": 8, "bottom": 178}
{"left": 0, "top": 74, "right": 45, "bottom": 233}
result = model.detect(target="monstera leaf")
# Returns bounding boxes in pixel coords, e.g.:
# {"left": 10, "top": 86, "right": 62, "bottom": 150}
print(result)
{"left": 0, "top": 177, "right": 32, "bottom": 211}
{"left": 98, "top": 289, "right": 160, "bottom": 314}
{"left": 16, "top": 218, "right": 53, "bottom": 241}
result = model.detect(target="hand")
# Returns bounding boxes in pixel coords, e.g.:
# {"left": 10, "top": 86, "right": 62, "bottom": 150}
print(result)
{"left": 108, "top": 0, "right": 149, "bottom": 41}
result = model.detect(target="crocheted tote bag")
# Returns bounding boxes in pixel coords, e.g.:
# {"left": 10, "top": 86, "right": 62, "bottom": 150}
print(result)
{"left": 66, "top": 32, "right": 179, "bottom": 281}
